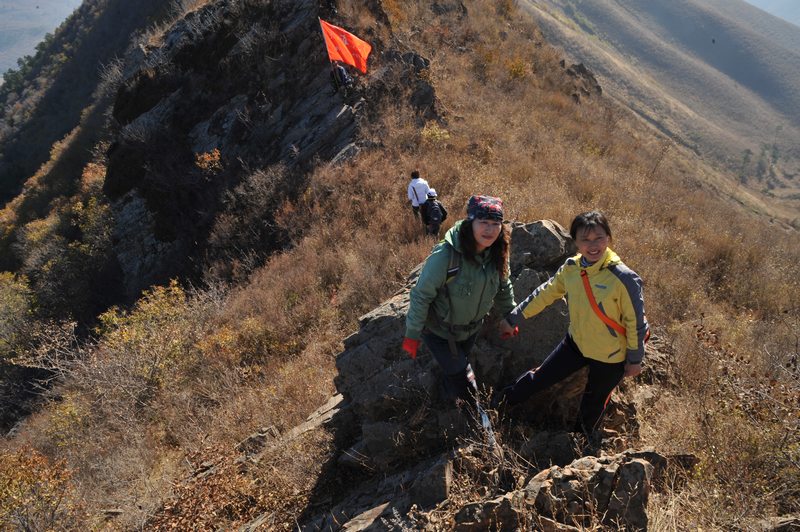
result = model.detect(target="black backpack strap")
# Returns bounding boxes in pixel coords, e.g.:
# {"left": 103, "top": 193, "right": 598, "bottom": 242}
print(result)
{"left": 445, "top": 245, "right": 460, "bottom": 283}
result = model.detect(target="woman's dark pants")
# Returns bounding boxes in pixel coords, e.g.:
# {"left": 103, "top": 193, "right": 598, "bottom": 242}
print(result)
{"left": 422, "top": 331, "right": 479, "bottom": 404}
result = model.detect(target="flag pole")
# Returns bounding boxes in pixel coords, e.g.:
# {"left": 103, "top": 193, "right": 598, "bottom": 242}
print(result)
{"left": 319, "top": 18, "right": 333, "bottom": 65}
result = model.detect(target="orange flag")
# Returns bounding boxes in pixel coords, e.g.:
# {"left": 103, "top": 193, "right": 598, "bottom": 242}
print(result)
{"left": 319, "top": 19, "right": 372, "bottom": 74}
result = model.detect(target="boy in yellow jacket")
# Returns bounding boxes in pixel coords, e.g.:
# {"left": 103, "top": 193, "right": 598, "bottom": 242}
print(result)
{"left": 496, "top": 211, "right": 649, "bottom": 438}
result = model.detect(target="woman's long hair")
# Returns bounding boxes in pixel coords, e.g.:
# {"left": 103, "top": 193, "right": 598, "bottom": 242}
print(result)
{"left": 458, "top": 220, "right": 511, "bottom": 279}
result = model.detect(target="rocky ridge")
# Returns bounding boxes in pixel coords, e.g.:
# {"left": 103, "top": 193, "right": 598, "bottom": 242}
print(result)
{"left": 102, "top": 0, "right": 439, "bottom": 297}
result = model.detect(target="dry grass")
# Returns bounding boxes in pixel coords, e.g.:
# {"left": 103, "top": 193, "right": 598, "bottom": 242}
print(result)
{"left": 145, "top": 425, "right": 338, "bottom": 530}
{"left": 2, "top": 0, "right": 798, "bottom": 528}
{"left": 6, "top": 279, "right": 342, "bottom": 529}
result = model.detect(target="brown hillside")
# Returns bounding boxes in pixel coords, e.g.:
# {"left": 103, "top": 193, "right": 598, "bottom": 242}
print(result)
{"left": 522, "top": 0, "right": 800, "bottom": 223}
{"left": 0, "top": 0, "right": 797, "bottom": 530}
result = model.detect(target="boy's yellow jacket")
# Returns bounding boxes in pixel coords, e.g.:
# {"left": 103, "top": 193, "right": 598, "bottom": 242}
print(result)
{"left": 507, "top": 248, "right": 648, "bottom": 364}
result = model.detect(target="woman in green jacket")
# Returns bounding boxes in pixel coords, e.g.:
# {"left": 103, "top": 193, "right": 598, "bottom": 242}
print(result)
{"left": 402, "top": 195, "right": 518, "bottom": 404}
{"left": 495, "top": 210, "right": 649, "bottom": 438}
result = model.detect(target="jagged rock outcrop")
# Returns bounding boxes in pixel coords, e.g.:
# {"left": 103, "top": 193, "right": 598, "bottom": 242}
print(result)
{"left": 450, "top": 449, "right": 666, "bottom": 531}
{"left": 104, "top": 0, "right": 354, "bottom": 295}
{"left": 560, "top": 61, "right": 602, "bottom": 104}
{"left": 103, "top": 0, "right": 441, "bottom": 297}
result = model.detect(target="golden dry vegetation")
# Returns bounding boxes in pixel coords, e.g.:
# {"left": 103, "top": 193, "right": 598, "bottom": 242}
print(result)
{"left": 0, "top": 0, "right": 798, "bottom": 529}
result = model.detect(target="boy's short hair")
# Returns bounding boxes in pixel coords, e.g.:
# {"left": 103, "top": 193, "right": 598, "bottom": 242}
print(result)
{"left": 569, "top": 210, "right": 612, "bottom": 240}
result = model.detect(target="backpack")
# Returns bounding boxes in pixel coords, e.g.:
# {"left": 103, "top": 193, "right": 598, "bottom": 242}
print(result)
{"left": 428, "top": 201, "right": 443, "bottom": 224}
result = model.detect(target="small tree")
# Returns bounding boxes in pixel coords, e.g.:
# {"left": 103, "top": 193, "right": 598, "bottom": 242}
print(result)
{"left": 0, "top": 272, "right": 34, "bottom": 359}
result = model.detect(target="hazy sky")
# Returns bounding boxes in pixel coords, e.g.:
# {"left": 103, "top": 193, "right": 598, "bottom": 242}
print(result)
{"left": 0, "top": 0, "right": 83, "bottom": 73}
{"left": 744, "top": 0, "right": 800, "bottom": 28}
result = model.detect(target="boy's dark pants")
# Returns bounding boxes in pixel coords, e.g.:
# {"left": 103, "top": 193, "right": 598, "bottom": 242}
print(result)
{"left": 501, "top": 335, "right": 624, "bottom": 435}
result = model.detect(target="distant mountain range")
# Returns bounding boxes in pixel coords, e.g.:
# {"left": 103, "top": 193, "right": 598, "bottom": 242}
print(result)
{"left": 746, "top": 0, "right": 800, "bottom": 28}
{"left": 521, "top": 0, "right": 800, "bottom": 219}
{"left": 0, "top": 0, "right": 82, "bottom": 73}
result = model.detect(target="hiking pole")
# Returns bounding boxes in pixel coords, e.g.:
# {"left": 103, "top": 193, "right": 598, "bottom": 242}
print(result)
{"left": 466, "top": 365, "right": 497, "bottom": 450}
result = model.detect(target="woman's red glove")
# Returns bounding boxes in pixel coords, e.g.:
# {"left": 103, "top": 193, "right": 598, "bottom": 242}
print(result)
{"left": 500, "top": 325, "right": 519, "bottom": 340}
{"left": 402, "top": 337, "right": 421, "bottom": 359}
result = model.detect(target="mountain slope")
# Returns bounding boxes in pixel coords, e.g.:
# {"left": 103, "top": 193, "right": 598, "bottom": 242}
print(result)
{"left": 521, "top": 0, "right": 800, "bottom": 221}
{"left": 0, "top": 0, "right": 427, "bottom": 314}
{"left": 0, "top": 0, "right": 168, "bottom": 203}
{"left": 0, "top": 0, "right": 798, "bottom": 529}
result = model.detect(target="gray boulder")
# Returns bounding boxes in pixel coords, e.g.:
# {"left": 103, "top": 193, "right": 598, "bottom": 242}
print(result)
{"left": 525, "top": 450, "right": 661, "bottom": 530}
{"left": 449, "top": 449, "right": 670, "bottom": 532}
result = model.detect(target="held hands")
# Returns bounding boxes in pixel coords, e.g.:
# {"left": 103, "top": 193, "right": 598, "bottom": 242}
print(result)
{"left": 498, "top": 319, "right": 519, "bottom": 340}
{"left": 624, "top": 362, "right": 642, "bottom": 378}
{"left": 402, "top": 337, "right": 421, "bottom": 359}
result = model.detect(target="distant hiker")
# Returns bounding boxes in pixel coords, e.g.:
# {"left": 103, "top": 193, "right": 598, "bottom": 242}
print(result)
{"left": 493, "top": 211, "right": 649, "bottom": 444}
{"left": 420, "top": 188, "right": 448, "bottom": 237}
{"left": 322, "top": 0, "right": 337, "bottom": 15}
{"left": 407, "top": 170, "right": 430, "bottom": 219}
{"left": 403, "top": 195, "right": 518, "bottom": 412}
{"left": 329, "top": 61, "right": 353, "bottom": 95}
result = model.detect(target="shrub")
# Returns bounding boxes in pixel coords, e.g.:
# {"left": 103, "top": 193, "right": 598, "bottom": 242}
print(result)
{"left": 94, "top": 280, "right": 199, "bottom": 401}
{"left": 206, "top": 165, "right": 292, "bottom": 280}
{"left": 421, "top": 122, "right": 451, "bottom": 145}
{"left": 79, "top": 161, "right": 106, "bottom": 194}
{"left": 44, "top": 393, "right": 88, "bottom": 450}
{"left": 382, "top": 0, "right": 409, "bottom": 24}
{"left": 13, "top": 196, "right": 117, "bottom": 322}
{"left": 194, "top": 148, "right": 223, "bottom": 174}
{"left": 0, "top": 447, "right": 86, "bottom": 530}
{"left": 497, "top": 0, "right": 518, "bottom": 18}
{"left": 506, "top": 57, "right": 528, "bottom": 80}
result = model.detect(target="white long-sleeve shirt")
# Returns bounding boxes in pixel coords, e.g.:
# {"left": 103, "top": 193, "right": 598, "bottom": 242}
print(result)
{"left": 407, "top": 177, "right": 430, "bottom": 207}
